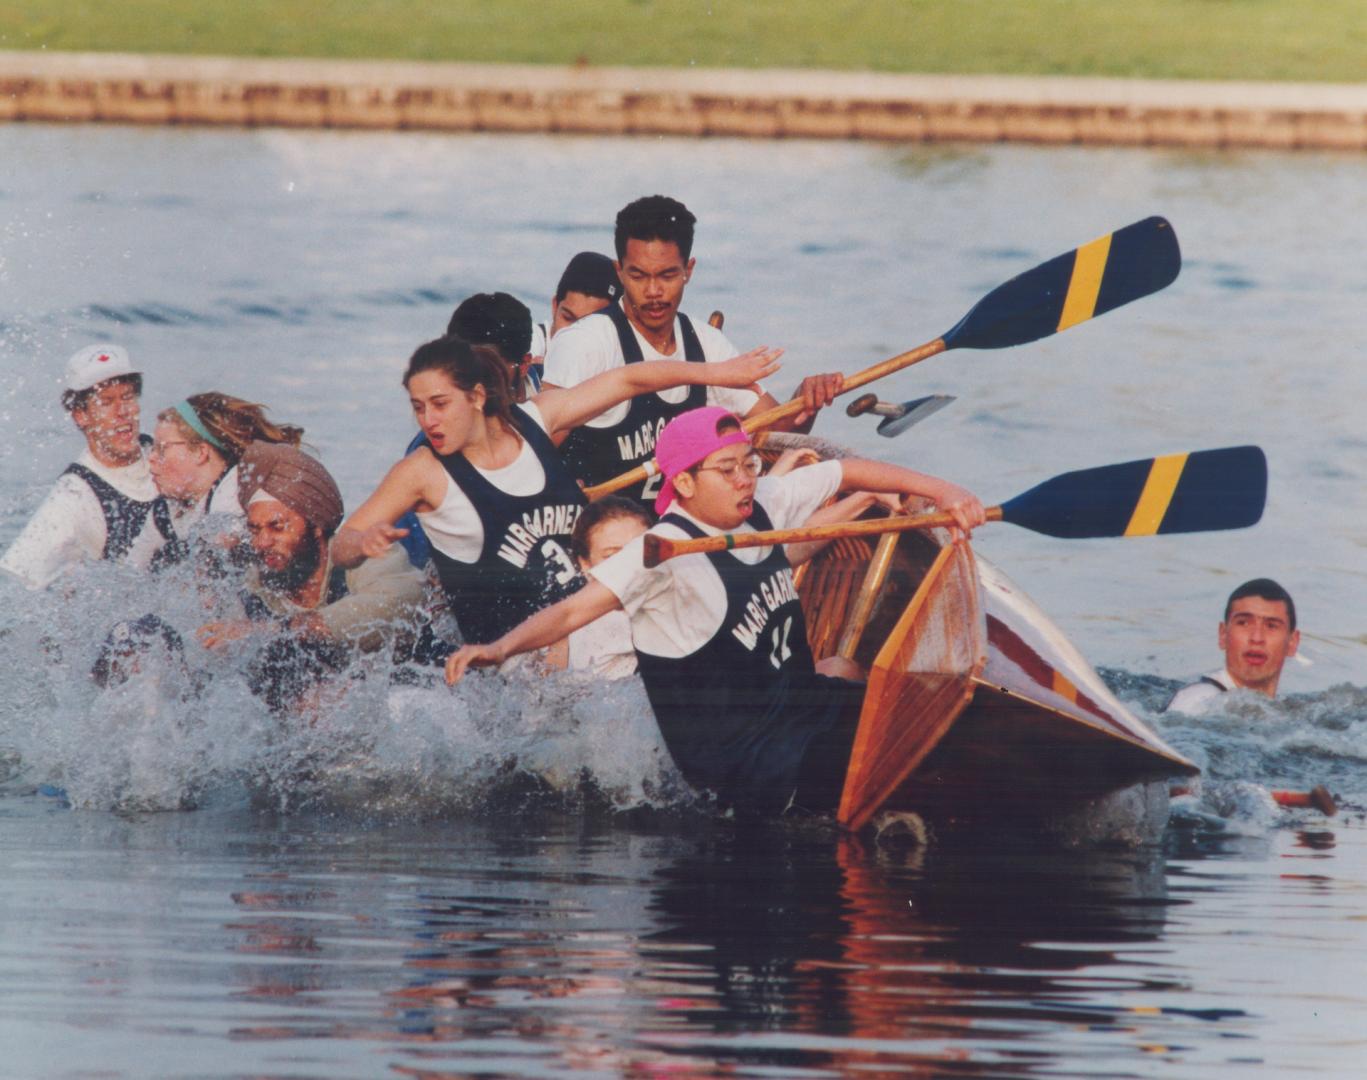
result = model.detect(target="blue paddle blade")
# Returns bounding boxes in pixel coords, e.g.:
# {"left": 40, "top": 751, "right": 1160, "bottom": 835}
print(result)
{"left": 942, "top": 216, "right": 1181, "bottom": 351}
{"left": 999, "top": 446, "right": 1267, "bottom": 539}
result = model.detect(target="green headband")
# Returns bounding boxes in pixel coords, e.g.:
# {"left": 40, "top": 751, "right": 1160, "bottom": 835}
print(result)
{"left": 174, "top": 400, "right": 229, "bottom": 454}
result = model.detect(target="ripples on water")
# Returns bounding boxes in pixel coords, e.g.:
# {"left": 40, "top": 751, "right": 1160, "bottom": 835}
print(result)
{"left": 3, "top": 125, "right": 1367, "bottom": 1076}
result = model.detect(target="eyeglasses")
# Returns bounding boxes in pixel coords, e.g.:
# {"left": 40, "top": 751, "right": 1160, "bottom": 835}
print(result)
{"left": 149, "top": 440, "right": 191, "bottom": 458}
{"left": 693, "top": 452, "right": 762, "bottom": 484}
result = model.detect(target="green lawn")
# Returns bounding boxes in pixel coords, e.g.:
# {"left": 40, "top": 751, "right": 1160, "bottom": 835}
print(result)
{"left": 2, "top": 1, "right": 1365, "bottom": 83}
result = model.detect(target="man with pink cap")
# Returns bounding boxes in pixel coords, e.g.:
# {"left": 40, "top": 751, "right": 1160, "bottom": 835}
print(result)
{"left": 446, "top": 405, "right": 984, "bottom": 814}
{"left": 1, "top": 343, "right": 174, "bottom": 589}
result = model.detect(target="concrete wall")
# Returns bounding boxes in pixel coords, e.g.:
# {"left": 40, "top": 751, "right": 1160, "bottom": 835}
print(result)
{"left": 3, "top": 51, "right": 1365, "bottom": 150}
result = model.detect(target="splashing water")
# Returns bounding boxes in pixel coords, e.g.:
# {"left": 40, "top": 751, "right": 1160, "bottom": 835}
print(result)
{"left": 0, "top": 558, "right": 692, "bottom": 817}
{"left": 1105, "top": 667, "right": 1367, "bottom": 833}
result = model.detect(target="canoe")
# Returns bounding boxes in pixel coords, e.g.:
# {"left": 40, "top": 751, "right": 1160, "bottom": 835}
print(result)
{"left": 768, "top": 445, "right": 1199, "bottom": 832}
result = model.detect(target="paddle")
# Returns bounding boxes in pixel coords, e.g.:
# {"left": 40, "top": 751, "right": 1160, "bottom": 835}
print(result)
{"left": 1272, "top": 785, "right": 1337, "bottom": 816}
{"left": 585, "top": 215, "right": 1180, "bottom": 500}
{"left": 846, "top": 393, "right": 955, "bottom": 437}
{"left": 641, "top": 445, "right": 1266, "bottom": 567}
{"left": 1172, "top": 784, "right": 1338, "bottom": 816}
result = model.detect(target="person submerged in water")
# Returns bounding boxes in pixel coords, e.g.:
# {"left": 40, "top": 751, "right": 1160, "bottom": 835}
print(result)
{"left": 1164, "top": 577, "right": 1301, "bottom": 714}
{"left": 330, "top": 334, "right": 782, "bottom": 659}
{"left": 197, "top": 442, "right": 426, "bottom": 688}
{"left": 445, "top": 405, "right": 985, "bottom": 815}
{"left": 1, "top": 344, "right": 174, "bottom": 590}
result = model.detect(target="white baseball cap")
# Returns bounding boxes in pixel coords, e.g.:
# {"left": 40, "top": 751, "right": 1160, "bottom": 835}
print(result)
{"left": 64, "top": 344, "right": 140, "bottom": 393}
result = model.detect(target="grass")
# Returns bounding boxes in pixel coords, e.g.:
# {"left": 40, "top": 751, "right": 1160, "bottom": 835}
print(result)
{"left": 2, "top": 0, "right": 1366, "bottom": 83}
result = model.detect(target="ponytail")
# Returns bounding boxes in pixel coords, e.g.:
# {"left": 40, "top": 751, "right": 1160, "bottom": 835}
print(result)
{"left": 159, "top": 393, "right": 304, "bottom": 465}
{"left": 403, "top": 335, "right": 515, "bottom": 427}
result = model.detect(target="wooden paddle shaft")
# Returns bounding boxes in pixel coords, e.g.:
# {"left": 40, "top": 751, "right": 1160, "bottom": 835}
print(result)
{"left": 1171, "top": 784, "right": 1337, "bottom": 816}
{"left": 642, "top": 504, "right": 999, "bottom": 567}
{"left": 836, "top": 530, "right": 901, "bottom": 660}
{"left": 583, "top": 336, "right": 949, "bottom": 501}
{"left": 1272, "top": 785, "right": 1337, "bottom": 815}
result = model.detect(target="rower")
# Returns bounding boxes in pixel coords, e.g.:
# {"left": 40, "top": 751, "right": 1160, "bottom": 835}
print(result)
{"left": 542, "top": 194, "right": 843, "bottom": 504}
{"left": 148, "top": 393, "right": 305, "bottom": 569}
{"left": 196, "top": 442, "right": 426, "bottom": 679}
{"left": 564, "top": 496, "right": 653, "bottom": 680}
{"left": 529, "top": 251, "right": 623, "bottom": 361}
{"left": 1164, "top": 578, "right": 1300, "bottom": 713}
{"left": 1, "top": 344, "right": 174, "bottom": 589}
{"left": 448, "top": 292, "right": 541, "bottom": 402}
{"left": 397, "top": 290, "right": 541, "bottom": 570}
{"left": 330, "top": 336, "right": 781, "bottom": 658}
{"left": 444, "top": 405, "right": 985, "bottom": 815}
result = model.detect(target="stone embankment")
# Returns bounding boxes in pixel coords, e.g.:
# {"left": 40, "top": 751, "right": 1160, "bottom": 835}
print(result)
{"left": 3, "top": 51, "right": 1365, "bottom": 149}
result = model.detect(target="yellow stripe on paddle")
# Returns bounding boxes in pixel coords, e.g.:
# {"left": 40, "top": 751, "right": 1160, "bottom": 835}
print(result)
{"left": 1124, "top": 453, "right": 1189, "bottom": 536}
{"left": 1056, "top": 233, "right": 1112, "bottom": 331}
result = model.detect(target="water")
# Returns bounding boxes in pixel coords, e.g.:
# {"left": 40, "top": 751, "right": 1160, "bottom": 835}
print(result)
{"left": 2, "top": 124, "right": 1366, "bottom": 1076}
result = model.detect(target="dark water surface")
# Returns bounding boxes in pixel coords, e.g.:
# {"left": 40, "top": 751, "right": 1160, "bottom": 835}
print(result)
{"left": 2, "top": 125, "right": 1366, "bottom": 1076}
{"left": 3, "top": 795, "right": 1365, "bottom": 1079}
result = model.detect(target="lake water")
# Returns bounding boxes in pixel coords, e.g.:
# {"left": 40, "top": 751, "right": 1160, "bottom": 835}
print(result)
{"left": 2, "top": 124, "right": 1365, "bottom": 1077}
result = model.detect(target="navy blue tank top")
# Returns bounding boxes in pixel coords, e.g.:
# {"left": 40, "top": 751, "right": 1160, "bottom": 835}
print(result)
{"left": 428, "top": 407, "right": 587, "bottom": 644}
{"left": 634, "top": 503, "right": 859, "bottom": 811}
{"left": 557, "top": 302, "right": 707, "bottom": 505}
{"left": 62, "top": 437, "right": 175, "bottom": 563}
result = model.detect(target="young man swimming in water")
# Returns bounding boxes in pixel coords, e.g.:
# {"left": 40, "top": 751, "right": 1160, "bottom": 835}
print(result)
{"left": 445, "top": 405, "right": 985, "bottom": 814}
{"left": 1165, "top": 578, "right": 1300, "bottom": 713}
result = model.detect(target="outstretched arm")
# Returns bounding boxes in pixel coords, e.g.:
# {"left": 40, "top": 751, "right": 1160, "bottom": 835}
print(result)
{"left": 534, "top": 347, "right": 783, "bottom": 438}
{"left": 445, "top": 579, "right": 623, "bottom": 684}
{"left": 838, "top": 458, "right": 986, "bottom": 536}
{"left": 331, "top": 452, "right": 435, "bottom": 569}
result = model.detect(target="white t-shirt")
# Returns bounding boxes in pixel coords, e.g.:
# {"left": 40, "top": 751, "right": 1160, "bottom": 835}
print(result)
{"left": 530, "top": 321, "right": 549, "bottom": 361}
{"left": 1164, "top": 669, "right": 1237, "bottom": 714}
{"left": 1, "top": 447, "right": 163, "bottom": 590}
{"left": 542, "top": 311, "right": 761, "bottom": 428}
{"left": 168, "top": 464, "right": 243, "bottom": 535}
{"left": 415, "top": 403, "right": 552, "bottom": 565}
{"left": 590, "top": 461, "right": 843, "bottom": 659}
{"left": 567, "top": 606, "right": 637, "bottom": 680}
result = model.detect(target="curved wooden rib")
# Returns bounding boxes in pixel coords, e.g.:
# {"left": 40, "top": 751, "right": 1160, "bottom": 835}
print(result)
{"left": 838, "top": 538, "right": 986, "bottom": 831}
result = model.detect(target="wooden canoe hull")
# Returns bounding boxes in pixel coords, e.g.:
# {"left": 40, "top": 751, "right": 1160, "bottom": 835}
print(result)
{"left": 824, "top": 530, "right": 1196, "bottom": 831}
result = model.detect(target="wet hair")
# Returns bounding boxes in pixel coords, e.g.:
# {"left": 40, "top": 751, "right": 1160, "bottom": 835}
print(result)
{"left": 1224, "top": 578, "right": 1297, "bottom": 631}
{"left": 158, "top": 393, "right": 304, "bottom": 465}
{"left": 402, "top": 335, "right": 515, "bottom": 427}
{"left": 61, "top": 373, "right": 142, "bottom": 414}
{"left": 570, "top": 496, "right": 655, "bottom": 562}
{"left": 614, "top": 195, "right": 697, "bottom": 262}
{"left": 446, "top": 292, "right": 533, "bottom": 367}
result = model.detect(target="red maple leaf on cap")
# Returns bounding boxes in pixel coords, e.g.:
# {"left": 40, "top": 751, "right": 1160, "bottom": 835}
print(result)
{"left": 96, "top": 354, "right": 110, "bottom": 362}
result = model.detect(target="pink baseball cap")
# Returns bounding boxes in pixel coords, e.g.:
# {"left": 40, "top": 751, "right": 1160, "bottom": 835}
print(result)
{"left": 653, "top": 406, "right": 751, "bottom": 515}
